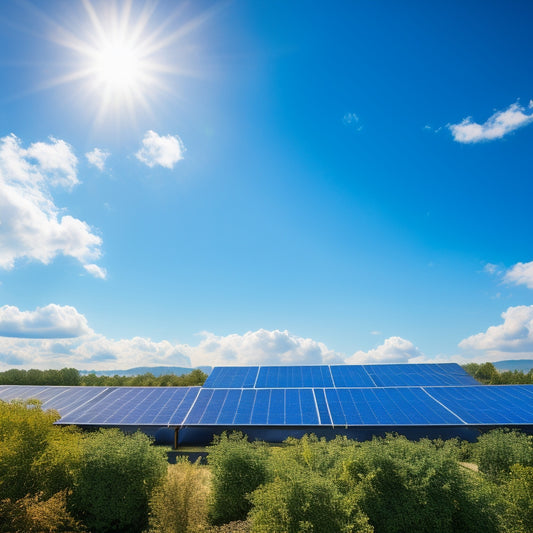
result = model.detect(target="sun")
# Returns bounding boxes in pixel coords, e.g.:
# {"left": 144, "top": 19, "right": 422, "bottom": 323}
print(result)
{"left": 93, "top": 41, "right": 142, "bottom": 92}
{"left": 43, "top": 0, "right": 213, "bottom": 124}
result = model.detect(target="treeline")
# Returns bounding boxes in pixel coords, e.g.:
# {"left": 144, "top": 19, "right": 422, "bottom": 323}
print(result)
{"left": 2, "top": 399, "right": 533, "bottom": 532}
{"left": 0, "top": 367, "right": 207, "bottom": 387}
{"left": 463, "top": 362, "right": 533, "bottom": 385}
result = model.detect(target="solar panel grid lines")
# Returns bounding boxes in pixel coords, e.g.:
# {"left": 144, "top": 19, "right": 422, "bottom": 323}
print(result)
{"left": 421, "top": 387, "right": 467, "bottom": 425}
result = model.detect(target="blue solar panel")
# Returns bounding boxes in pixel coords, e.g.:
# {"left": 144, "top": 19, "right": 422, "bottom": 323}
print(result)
{"left": 203, "top": 366, "right": 259, "bottom": 388}
{"left": 324, "top": 387, "right": 465, "bottom": 426}
{"left": 330, "top": 366, "right": 375, "bottom": 387}
{"left": 58, "top": 387, "right": 200, "bottom": 426}
{"left": 203, "top": 363, "right": 477, "bottom": 389}
{"left": 364, "top": 363, "right": 478, "bottom": 387}
{"left": 254, "top": 366, "right": 334, "bottom": 388}
{"left": 426, "top": 385, "right": 533, "bottom": 425}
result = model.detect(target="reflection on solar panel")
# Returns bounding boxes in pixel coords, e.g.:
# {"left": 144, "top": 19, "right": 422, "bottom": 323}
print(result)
{"left": 203, "top": 363, "right": 478, "bottom": 388}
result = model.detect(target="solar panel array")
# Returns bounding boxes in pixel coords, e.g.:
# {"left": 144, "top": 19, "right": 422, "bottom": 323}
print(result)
{"left": 0, "top": 385, "right": 200, "bottom": 426}
{"left": 203, "top": 363, "right": 479, "bottom": 388}
{"left": 1, "top": 364, "right": 532, "bottom": 429}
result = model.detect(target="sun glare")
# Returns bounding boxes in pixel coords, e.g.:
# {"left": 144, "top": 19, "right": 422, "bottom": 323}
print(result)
{"left": 93, "top": 41, "right": 141, "bottom": 91}
{"left": 43, "top": 0, "right": 214, "bottom": 124}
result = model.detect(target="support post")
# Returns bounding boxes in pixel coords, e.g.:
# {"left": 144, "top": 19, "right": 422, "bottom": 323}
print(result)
{"left": 174, "top": 427, "right": 179, "bottom": 450}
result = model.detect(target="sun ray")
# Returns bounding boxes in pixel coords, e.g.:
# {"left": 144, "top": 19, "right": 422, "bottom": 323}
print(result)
{"left": 21, "top": 0, "right": 220, "bottom": 127}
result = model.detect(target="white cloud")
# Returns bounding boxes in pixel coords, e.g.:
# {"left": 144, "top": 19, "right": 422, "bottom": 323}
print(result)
{"left": 449, "top": 102, "right": 533, "bottom": 143}
{"left": 346, "top": 336, "right": 423, "bottom": 364}
{"left": 0, "top": 304, "right": 92, "bottom": 338}
{"left": 85, "top": 148, "right": 110, "bottom": 171}
{"left": 136, "top": 130, "right": 185, "bottom": 169}
{"left": 25, "top": 137, "right": 78, "bottom": 188}
{"left": 84, "top": 264, "right": 107, "bottom": 279}
{"left": 459, "top": 305, "right": 533, "bottom": 358}
{"left": 504, "top": 261, "right": 533, "bottom": 289}
{"left": 0, "top": 134, "right": 103, "bottom": 275}
{"left": 342, "top": 112, "right": 362, "bottom": 130}
{"left": 186, "top": 329, "right": 343, "bottom": 367}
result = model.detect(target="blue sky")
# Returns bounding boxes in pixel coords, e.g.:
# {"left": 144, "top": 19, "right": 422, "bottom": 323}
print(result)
{"left": 1, "top": 0, "right": 533, "bottom": 370}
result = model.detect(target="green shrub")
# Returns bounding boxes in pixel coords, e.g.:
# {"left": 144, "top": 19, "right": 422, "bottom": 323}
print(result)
{"left": 207, "top": 432, "right": 269, "bottom": 525}
{"left": 474, "top": 429, "right": 533, "bottom": 481}
{"left": 501, "top": 464, "right": 533, "bottom": 533}
{"left": 69, "top": 429, "right": 167, "bottom": 533}
{"left": 249, "top": 470, "right": 371, "bottom": 533}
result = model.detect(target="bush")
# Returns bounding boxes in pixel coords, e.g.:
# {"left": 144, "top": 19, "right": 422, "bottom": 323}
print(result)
{"left": 0, "top": 400, "right": 60, "bottom": 501}
{"left": 249, "top": 470, "right": 371, "bottom": 533}
{"left": 149, "top": 460, "right": 211, "bottom": 533}
{"left": 474, "top": 429, "right": 533, "bottom": 481}
{"left": 69, "top": 429, "right": 167, "bottom": 533}
{"left": 340, "top": 435, "right": 499, "bottom": 533}
{"left": 207, "top": 432, "right": 269, "bottom": 525}
{"left": 501, "top": 464, "right": 533, "bottom": 533}
{"left": 0, "top": 490, "right": 84, "bottom": 532}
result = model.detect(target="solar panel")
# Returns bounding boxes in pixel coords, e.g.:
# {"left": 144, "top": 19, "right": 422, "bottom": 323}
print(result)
{"left": 426, "top": 385, "right": 533, "bottom": 425}
{"left": 330, "top": 365, "right": 375, "bottom": 387}
{"left": 203, "top": 366, "right": 259, "bottom": 388}
{"left": 364, "top": 363, "right": 478, "bottom": 387}
{"left": 324, "top": 387, "right": 465, "bottom": 426}
{"left": 58, "top": 386, "right": 201, "bottom": 426}
{"left": 255, "top": 366, "right": 334, "bottom": 388}
{"left": 184, "top": 388, "right": 322, "bottom": 426}
{"left": 203, "top": 363, "right": 478, "bottom": 389}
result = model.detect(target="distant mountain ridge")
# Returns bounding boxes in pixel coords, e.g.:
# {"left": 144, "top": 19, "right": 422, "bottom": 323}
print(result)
{"left": 79, "top": 366, "right": 212, "bottom": 377}
{"left": 492, "top": 360, "right": 533, "bottom": 372}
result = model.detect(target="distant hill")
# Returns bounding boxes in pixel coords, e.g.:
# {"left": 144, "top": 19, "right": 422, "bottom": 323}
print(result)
{"left": 79, "top": 366, "right": 212, "bottom": 377}
{"left": 493, "top": 360, "right": 533, "bottom": 372}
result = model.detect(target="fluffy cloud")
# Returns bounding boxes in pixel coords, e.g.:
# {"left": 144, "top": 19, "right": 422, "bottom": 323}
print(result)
{"left": 186, "top": 329, "right": 343, "bottom": 367}
{"left": 346, "top": 336, "right": 423, "bottom": 364}
{"left": 0, "top": 134, "right": 103, "bottom": 275}
{"left": 85, "top": 148, "right": 110, "bottom": 171}
{"left": 504, "top": 261, "right": 533, "bottom": 289}
{"left": 449, "top": 102, "right": 533, "bottom": 143}
{"left": 84, "top": 264, "right": 107, "bottom": 279}
{"left": 459, "top": 305, "right": 533, "bottom": 357}
{"left": 135, "top": 130, "right": 185, "bottom": 169}
{"left": 0, "top": 304, "right": 91, "bottom": 338}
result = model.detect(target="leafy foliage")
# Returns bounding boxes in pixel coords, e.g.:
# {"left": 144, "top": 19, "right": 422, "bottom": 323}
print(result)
{"left": 0, "top": 490, "right": 85, "bottom": 533}
{"left": 474, "top": 428, "right": 533, "bottom": 481}
{"left": 207, "top": 432, "right": 269, "bottom": 525}
{"left": 69, "top": 429, "right": 167, "bottom": 533}
{"left": 501, "top": 464, "right": 533, "bottom": 533}
{"left": 0, "top": 399, "right": 61, "bottom": 501}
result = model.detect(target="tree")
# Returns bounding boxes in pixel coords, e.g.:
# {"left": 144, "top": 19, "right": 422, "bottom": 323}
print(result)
{"left": 69, "top": 429, "right": 167, "bottom": 533}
